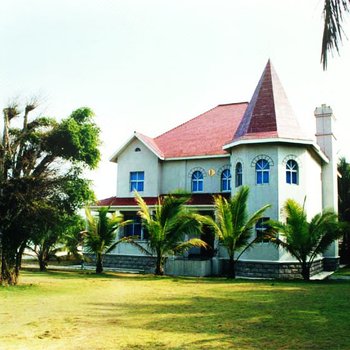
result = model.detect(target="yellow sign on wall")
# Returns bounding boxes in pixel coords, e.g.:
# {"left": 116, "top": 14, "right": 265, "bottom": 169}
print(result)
{"left": 208, "top": 168, "right": 216, "bottom": 176}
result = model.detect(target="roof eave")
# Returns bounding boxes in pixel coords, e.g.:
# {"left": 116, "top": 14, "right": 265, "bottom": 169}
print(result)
{"left": 164, "top": 153, "right": 229, "bottom": 161}
{"left": 223, "top": 137, "right": 329, "bottom": 163}
{"left": 90, "top": 204, "right": 215, "bottom": 211}
{"left": 90, "top": 205, "right": 153, "bottom": 211}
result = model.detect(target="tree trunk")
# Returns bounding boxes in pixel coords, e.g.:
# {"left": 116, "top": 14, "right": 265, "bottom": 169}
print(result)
{"left": 155, "top": 253, "right": 164, "bottom": 276}
{"left": 301, "top": 261, "right": 310, "bottom": 281}
{"left": 96, "top": 253, "right": 103, "bottom": 274}
{"left": 228, "top": 253, "right": 236, "bottom": 278}
{"left": 340, "top": 232, "right": 350, "bottom": 264}
{"left": 15, "top": 241, "right": 27, "bottom": 275}
{"left": 1, "top": 248, "right": 19, "bottom": 286}
{"left": 38, "top": 255, "right": 47, "bottom": 272}
{"left": 38, "top": 248, "right": 49, "bottom": 272}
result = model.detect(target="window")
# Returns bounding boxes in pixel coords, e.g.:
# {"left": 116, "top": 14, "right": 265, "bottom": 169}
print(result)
{"left": 256, "top": 159, "right": 270, "bottom": 184}
{"left": 235, "top": 162, "right": 243, "bottom": 187}
{"left": 122, "top": 214, "right": 148, "bottom": 240}
{"left": 221, "top": 169, "right": 231, "bottom": 192}
{"left": 130, "top": 171, "right": 144, "bottom": 192}
{"left": 192, "top": 170, "right": 204, "bottom": 192}
{"left": 256, "top": 217, "right": 270, "bottom": 242}
{"left": 286, "top": 160, "right": 298, "bottom": 184}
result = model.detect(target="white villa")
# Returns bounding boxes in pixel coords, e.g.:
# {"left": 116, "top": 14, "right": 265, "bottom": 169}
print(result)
{"left": 94, "top": 60, "right": 339, "bottom": 278}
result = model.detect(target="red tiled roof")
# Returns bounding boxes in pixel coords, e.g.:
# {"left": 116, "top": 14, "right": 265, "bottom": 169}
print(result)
{"left": 231, "top": 60, "right": 310, "bottom": 144}
{"left": 135, "top": 132, "right": 164, "bottom": 158}
{"left": 154, "top": 103, "right": 248, "bottom": 158}
{"left": 97, "top": 193, "right": 230, "bottom": 207}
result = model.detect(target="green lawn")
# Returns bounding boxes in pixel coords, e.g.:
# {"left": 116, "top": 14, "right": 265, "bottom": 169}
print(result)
{"left": 334, "top": 265, "right": 350, "bottom": 276}
{"left": 1, "top": 269, "right": 350, "bottom": 350}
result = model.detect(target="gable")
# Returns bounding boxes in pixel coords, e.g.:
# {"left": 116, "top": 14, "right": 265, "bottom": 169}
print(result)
{"left": 110, "top": 132, "right": 164, "bottom": 163}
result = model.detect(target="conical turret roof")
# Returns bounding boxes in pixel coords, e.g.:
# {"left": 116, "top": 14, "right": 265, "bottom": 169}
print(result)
{"left": 226, "top": 60, "right": 310, "bottom": 146}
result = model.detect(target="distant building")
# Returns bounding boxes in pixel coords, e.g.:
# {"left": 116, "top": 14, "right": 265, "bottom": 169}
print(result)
{"left": 94, "top": 60, "right": 339, "bottom": 278}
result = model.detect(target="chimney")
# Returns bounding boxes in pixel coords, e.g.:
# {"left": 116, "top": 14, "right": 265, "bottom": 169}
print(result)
{"left": 314, "top": 104, "right": 337, "bottom": 212}
{"left": 314, "top": 104, "right": 339, "bottom": 266}
{"left": 315, "top": 104, "right": 336, "bottom": 159}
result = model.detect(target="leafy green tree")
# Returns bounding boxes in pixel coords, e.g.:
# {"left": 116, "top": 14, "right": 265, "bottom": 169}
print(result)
{"left": 321, "top": 0, "right": 350, "bottom": 69}
{"left": 61, "top": 214, "right": 86, "bottom": 260}
{"left": 338, "top": 157, "right": 350, "bottom": 263}
{"left": 27, "top": 212, "right": 86, "bottom": 271}
{"left": 0, "top": 102, "right": 100, "bottom": 285}
{"left": 84, "top": 207, "right": 130, "bottom": 274}
{"left": 266, "top": 199, "right": 342, "bottom": 280}
{"left": 135, "top": 191, "right": 208, "bottom": 275}
{"left": 203, "top": 186, "right": 270, "bottom": 278}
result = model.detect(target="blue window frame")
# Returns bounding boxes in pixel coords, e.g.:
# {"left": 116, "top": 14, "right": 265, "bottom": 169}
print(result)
{"left": 130, "top": 171, "right": 144, "bottom": 192}
{"left": 192, "top": 170, "right": 204, "bottom": 192}
{"left": 122, "top": 213, "right": 148, "bottom": 240}
{"left": 235, "top": 162, "right": 243, "bottom": 187}
{"left": 286, "top": 160, "right": 298, "bottom": 185}
{"left": 221, "top": 169, "right": 231, "bottom": 192}
{"left": 256, "top": 159, "right": 270, "bottom": 184}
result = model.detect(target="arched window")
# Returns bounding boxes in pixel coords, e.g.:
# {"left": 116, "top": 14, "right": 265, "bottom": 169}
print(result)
{"left": 235, "top": 162, "right": 242, "bottom": 187}
{"left": 191, "top": 171, "right": 204, "bottom": 192}
{"left": 256, "top": 159, "right": 270, "bottom": 184}
{"left": 286, "top": 160, "right": 298, "bottom": 184}
{"left": 221, "top": 169, "right": 231, "bottom": 192}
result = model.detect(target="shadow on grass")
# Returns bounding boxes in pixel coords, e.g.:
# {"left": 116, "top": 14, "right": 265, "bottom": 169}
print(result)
{"left": 21, "top": 267, "right": 161, "bottom": 281}
{"left": 21, "top": 267, "right": 350, "bottom": 286}
{"left": 85, "top": 283, "right": 350, "bottom": 349}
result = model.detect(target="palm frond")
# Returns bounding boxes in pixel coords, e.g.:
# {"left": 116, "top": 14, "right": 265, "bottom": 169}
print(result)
{"left": 321, "top": 0, "right": 350, "bottom": 69}
{"left": 173, "top": 238, "right": 208, "bottom": 254}
{"left": 211, "top": 187, "right": 270, "bottom": 259}
{"left": 84, "top": 206, "right": 125, "bottom": 255}
{"left": 267, "top": 199, "right": 342, "bottom": 269}
{"left": 135, "top": 191, "right": 152, "bottom": 223}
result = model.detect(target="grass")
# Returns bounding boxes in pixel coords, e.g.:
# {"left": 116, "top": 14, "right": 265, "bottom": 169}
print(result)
{"left": 333, "top": 265, "right": 350, "bottom": 276}
{"left": 1, "top": 269, "right": 350, "bottom": 350}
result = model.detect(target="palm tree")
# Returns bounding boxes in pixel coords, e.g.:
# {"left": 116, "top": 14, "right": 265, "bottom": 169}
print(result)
{"left": 266, "top": 199, "right": 342, "bottom": 280}
{"left": 321, "top": 0, "right": 350, "bottom": 69}
{"left": 204, "top": 186, "right": 270, "bottom": 278}
{"left": 84, "top": 207, "right": 129, "bottom": 273}
{"left": 134, "top": 191, "right": 208, "bottom": 275}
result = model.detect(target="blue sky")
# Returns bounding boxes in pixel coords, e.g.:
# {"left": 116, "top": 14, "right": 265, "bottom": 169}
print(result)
{"left": 1, "top": 0, "right": 350, "bottom": 198}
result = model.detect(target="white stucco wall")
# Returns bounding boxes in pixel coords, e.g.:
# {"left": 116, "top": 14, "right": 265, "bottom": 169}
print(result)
{"left": 161, "top": 157, "right": 231, "bottom": 194}
{"left": 277, "top": 146, "right": 323, "bottom": 261}
{"left": 228, "top": 144, "right": 279, "bottom": 261}
{"left": 116, "top": 139, "right": 161, "bottom": 197}
{"left": 227, "top": 143, "right": 324, "bottom": 262}
{"left": 277, "top": 146, "right": 322, "bottom": 220}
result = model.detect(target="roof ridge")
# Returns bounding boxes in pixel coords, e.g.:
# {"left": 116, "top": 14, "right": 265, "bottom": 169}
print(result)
{"left": 155, "top": 102, "right": 247, "bottom": 140}
{"left": 217, "top": 101, "right": 249, "bottom": 107}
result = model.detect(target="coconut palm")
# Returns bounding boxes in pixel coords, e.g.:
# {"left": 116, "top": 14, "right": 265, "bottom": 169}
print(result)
{"left": 204, "top": 186, "right": 270, "bottom": 278}
{"left": 84, "top": 207, "right": 129, "bottom": 273}
{"left": 321, "top": 0, "right": 350, "bottom": 69}
{"left": 134, "top": 191, "right": 208, "bottom": 275}
{"left": 266, "top": 199, "right": 342, "bottom": 280}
